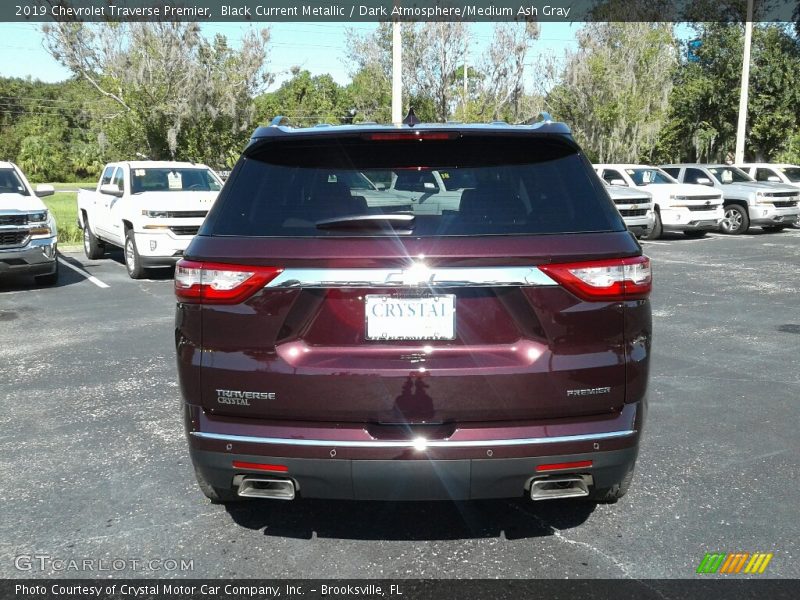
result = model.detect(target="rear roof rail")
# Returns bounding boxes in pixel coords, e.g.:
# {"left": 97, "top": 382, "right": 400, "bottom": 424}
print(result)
{"left": 250, "top": 114, "right": 572, "bottom": 142}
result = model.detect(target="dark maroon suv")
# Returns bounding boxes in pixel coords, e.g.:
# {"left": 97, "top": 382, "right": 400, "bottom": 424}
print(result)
{"left": 175, "top": 117, "right": 651, "bottom": 504}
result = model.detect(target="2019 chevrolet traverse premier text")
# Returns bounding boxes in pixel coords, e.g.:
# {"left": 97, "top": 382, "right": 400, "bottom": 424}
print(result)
{"left": 175, "top": 116, "right": 652, "bottom": 504}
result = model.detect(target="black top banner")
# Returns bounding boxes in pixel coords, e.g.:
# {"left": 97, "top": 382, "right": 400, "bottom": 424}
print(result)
{"left": 4, "top": 0, "right": 800, "bottom": 23}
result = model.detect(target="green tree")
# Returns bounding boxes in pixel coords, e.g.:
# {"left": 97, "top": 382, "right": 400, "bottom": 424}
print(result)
{"left": 44, "top": 22, "right": 272, "bottom": 167}
{"left": 547, "top": 23, "right": 677, "bottom": 163}
{"left": 255, "top": 68, "right": 350, "bottom": 126}
{"left": 655, "top": 23, "right": 800, "bottom": 163}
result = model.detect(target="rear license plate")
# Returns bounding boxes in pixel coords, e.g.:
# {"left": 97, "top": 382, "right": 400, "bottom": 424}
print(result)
{"left": 365, "top": 295, "right": 456, "bottom": 340}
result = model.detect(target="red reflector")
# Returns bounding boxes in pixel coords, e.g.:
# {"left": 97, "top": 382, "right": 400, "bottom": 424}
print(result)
{"left": 364, "top": 132, "right": 457, "bottom": 141}
{"left": 536, "top": 460, "right": 593, "bottom": 472}
{"left": 232, "top": 461, "right": 288, "bottom": 473}
{"left": 174, "top": 260, "right": 283, "bottom": 305}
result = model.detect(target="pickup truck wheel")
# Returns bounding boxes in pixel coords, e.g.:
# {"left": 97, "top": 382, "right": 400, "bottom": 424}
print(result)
{"left": 683, "top": 230, "right": 707, "bottom": 238}
{"left": 588, "top": 467, "right": 634, "bottom": 503}
{"left": 124, "top": 230, "right": 147, "bottom": 279}
{"left": 193, "top": 466, "right": 241, "bottom": 504}
{"left": 83, "top": 220, "right": 105, "bottom": 260}
{"left": 720, "top": 204, "right": 749, "bottom": 235}
{"left": 641, "top": 210, "right": 662, "bottom": 240}
{"left": 35, "top": 259, "right": 59, "bottom": 286}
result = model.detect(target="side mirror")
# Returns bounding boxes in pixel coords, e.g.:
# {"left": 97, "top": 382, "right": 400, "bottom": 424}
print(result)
{"left": 767, "top": 175, "right": 781, "bottom": 182}
{"left": 696, "top": 177, "right": 713, "bottom": 186}
{"left": 423, "top": 182, "right": 437, "bottom": 191}
{"left": 34, "top": 184, "right": 55, "bottom": 198}
{"left": 375, "top": 183, "right": 387, "bottom": 191}
{"left": 99, "top": 183, "right": 123, "bottom": 197}
{"left": 609, "top": 178, "right": 627, "bottom": 186}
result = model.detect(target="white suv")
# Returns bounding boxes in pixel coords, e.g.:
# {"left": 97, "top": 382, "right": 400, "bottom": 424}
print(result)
{"left": 594, "top": 164, "right": 723, "bottom": 239}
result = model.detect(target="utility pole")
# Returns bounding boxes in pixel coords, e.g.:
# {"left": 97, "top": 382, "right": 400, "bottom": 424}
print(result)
{"left": 735, "top": 0, "right": 754, "bottom": 163}
{"left": 462, "top": 35, "right": 468, "bottom": 120}
{"left": 392, "top": 19, "right": 402, "bottom": 124}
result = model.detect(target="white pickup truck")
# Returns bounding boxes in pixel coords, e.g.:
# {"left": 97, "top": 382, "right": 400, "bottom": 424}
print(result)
{"left": 594, "top": 164, "right": 724, "bottom": 239}
{"left": 77, "top": 161, "right": 223, "bottom": 278}
{"left": 0, "top": 161, "right": 58, "bottom": 285}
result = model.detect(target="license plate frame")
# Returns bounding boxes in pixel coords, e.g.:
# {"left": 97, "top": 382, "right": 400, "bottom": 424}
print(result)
{"left": 365, "top": 294, "right": 456, "bottom": 341}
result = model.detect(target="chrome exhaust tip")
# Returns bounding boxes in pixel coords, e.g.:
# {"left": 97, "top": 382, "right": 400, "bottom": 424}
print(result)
{"left": 238, "top": 477, "right": 296, "bottom": 500}
{"left": 529, "top": 475, "right": 591, "bottom": 501}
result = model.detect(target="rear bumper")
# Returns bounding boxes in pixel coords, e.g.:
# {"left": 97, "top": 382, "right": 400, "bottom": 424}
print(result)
{"left": 0, "top": 237, "right": 58, "bottom": 277}
{"left": 186, "top": 401, "right": 643, "bottom": 500}
{"left": 190, "top": 446, "right": 638, "bottom": 501}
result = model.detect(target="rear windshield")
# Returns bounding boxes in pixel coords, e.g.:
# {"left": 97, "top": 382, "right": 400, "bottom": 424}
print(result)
{"left": 131, "top": 168, "right": 222, "bottom": 193}
{"left": 0, "top": 168, "right": 29, "bottom": 196}
{"left": 209, "top": 135, "right": 624, "bottom": 237}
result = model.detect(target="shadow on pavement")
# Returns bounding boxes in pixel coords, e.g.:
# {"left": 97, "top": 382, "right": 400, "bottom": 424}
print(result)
{"left": 224, "top": 496, "right": 597, "bottom": 541}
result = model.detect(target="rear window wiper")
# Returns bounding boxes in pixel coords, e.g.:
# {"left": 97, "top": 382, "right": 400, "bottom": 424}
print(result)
{"left": 315, "top": 213, "right": 415, "bottom": 230}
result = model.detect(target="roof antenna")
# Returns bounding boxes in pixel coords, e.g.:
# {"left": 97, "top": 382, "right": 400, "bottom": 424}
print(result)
{"left": 403, "top": 107, "right": 420, "bottom": 127}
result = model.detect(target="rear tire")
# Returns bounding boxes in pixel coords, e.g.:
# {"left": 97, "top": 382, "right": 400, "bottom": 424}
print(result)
{"left": 720, "top": 204, "right": 749, "bottom": 235}
{"left": 82, "top": 217, "right": 105, "bottom": 260}
{"left": 589, "top": 468, "right": 634, "bottom": 503}
{"left": 124, "top": 230, "right": 147, "bottom": 279}
{"left": 642, "top": 210, "right": 662, "bottom": 240}
{"left": 193, "top": 466, "right": 241, "bottom": 504}
{"left": 683, "top": 230, "right": 707, "bottom": 239}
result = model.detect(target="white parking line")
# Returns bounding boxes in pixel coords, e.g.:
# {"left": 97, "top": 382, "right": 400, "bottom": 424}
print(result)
{"left": 58, "top": 257, "right": 110, "bottom": 289}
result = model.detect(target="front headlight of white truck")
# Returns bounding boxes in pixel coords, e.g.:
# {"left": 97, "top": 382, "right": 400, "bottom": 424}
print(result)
{"left": 755, "top": 191, "right": 774, "bottom": 204}
{"left": 28, "top": 210, "right": 56, "bottom": 238}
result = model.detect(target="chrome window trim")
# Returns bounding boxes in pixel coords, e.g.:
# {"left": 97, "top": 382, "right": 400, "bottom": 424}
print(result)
{"left": 190, "top": 429, "right": 636, "bottom": 448}
{"left": 265, "top": 266, "right": 557, "bottom": 289}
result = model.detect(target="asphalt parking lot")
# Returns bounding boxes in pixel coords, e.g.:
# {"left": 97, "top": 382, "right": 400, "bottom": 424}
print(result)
{"left": 1, "top": 230, "right": 799, "bottom": 579}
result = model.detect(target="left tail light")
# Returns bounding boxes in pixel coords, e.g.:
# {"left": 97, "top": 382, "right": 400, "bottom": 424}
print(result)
{"left": 540, "top": 255, "right": 652, "bottom": 302}
{"left": 174, "top": 260, "right": 283, "bottom": 304}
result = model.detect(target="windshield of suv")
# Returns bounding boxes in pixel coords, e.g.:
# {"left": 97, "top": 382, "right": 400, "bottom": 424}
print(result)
{"left": 208, "top": 135, "right": 625, "bottom": 237}
{"left": 707, "top": 166, "right": 753, "bottom": 184}
{"left": 130, "top": 168, "right": 222, "bottom": 193}
{"left": 0, "top": 168, "right": 30, "bottom": 196}
{"left": 625, "top": 168, "right": 677, "bottom": 185}
{"left": 779, "top": 167, "right": 800, "bottom": 182}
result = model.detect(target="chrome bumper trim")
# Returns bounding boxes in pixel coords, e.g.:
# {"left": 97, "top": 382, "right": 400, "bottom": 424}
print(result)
{"left": 190, "top": 429, "right": 636, "bottom": 448}
{"left": 265, "top": 266, "right": 557, "bottom": 289}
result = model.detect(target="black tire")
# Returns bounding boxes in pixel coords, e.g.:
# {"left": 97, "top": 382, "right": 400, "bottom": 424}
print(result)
{"left": 641, "top": 210, "right": 663, "bottom": 240}
{"left": 124, "top": 229, "right": 147, "bottom": 279}
{"left": 193, "top": 466, "right": 241, "bottom": 504}
{"left": 82, "top": 216, "right": 105, "bottom": 260}
{"left": 35, "top": 259, "right": 59, "bottom": 286}
{"left": 720, "top": 204, "right": 749, "bottom": 235}
{"left": 762, "top": 225, "right": 785, "bottom": 233}
{"left": 683, "top": 230, "right": 707, "bottom": 239}
{"left": 589, "top": 468, "right": 635, "bottom": 503}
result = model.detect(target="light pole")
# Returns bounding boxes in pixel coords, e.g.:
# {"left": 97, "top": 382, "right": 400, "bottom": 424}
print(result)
{"left": 734, "top": 0, "right": 754, "bottom": 163}
{"left": 392, "top": 19, "right": 402, "bottom": 124}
